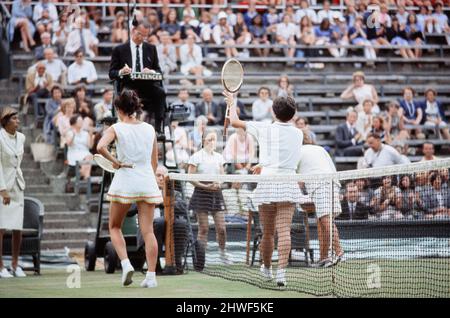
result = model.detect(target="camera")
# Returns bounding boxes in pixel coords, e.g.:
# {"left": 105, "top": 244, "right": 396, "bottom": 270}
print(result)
{"left": 166, "top": 103, "right": 191, "bottom": 122}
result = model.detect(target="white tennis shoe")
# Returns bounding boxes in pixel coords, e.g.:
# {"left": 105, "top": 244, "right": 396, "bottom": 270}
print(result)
{"left": 276, "top": 268, "right": 286, "bottom": 287}
{"left": 11, "top": 266, "right": 27, "bottom": 278}
{"left": 140, "top": 277, "right": 158, "bottom": 288}
{"left": 121, "top": 265, "right": 134, "bottom": 286}
{"left": 260, "top": 265, "right": 273, "bottom": 281}
{"left": 0, "top": 268, "right": 13, "bottom": 278}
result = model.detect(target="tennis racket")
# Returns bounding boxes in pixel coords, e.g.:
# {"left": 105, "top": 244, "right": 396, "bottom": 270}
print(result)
{"left": 221, "top": 58, "right": 244, "bottom": 136}
{"left": 93, "top": 154, "right": 117, "bottom": 173}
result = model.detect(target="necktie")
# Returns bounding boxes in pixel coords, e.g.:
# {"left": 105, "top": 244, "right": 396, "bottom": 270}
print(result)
{"left": 79, "top": 29, "right": 86, "bottom": 55}
{"left": 350, "top": 203, "right": 355, "bottom": 219}
{"left": 407, "top": 102, "right": 414, "bottom": 118}
{"left": 135, "top": 45, "right": 141, "bottom": 73}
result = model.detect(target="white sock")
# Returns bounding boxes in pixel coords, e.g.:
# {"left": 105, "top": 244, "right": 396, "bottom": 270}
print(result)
{"left": 121, "top": 258, "right": 132, "bottom": 270}
{"left": 145, "top": 272, "right": 156, "bottom": 280}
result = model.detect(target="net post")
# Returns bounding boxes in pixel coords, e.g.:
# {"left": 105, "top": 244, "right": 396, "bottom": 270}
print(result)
{"left": 246, "top": 211, "right": 253, "bottom": 265}
{"left": 163, "top": 175, "right": 176, "bottom": 272}
{"left": 330, "top": 179, "right": 336, "bottom": 286}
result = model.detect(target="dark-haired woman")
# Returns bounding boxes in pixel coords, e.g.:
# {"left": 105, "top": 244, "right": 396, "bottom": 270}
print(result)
{"left": 0, "top": 107, "right": 27, "bottom": 278}
{"left": 97, "top": 90, "right": 162, "bottom": 288}
{"left": 224, "top": 91, "right": 307, "bottom": 288}
{"left": 398, "top": 175, "right": 423, "bottom": 218}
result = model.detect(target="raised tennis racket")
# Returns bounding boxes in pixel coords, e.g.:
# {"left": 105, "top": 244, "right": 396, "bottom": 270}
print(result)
{"left": 221, "top": 58, "right": 244, "bottom": 136}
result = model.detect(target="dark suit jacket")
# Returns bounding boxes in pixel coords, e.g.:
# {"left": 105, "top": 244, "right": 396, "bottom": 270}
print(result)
{"left": 195, "top": 101, "right": 222, "bottom": 124}
{"left": 398, "top": 99, "right": 423, "bottom": 121}
{"left": 335, "top": 123, "right": 361, "bottom": 154}
{"left": 337, "top": 199, "right": 371, "bottom": 220}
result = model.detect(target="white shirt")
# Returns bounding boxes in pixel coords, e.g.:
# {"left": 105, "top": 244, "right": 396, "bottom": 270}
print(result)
{"left": 42, "top": 59, "right": 67, "bottom": 83}
{"left": 294, "top": 8, "right": 317, "bottom": 24}
{"left": 317, "top": 10, "right": 341, "bottom": 25}
{"left": 364, "top": 144, "right": 408, "bottom": 168}
{"left": 296, "top": 144, "right": 336, "bottom": 175}
{"left": 130, "top": 40, "right": 144, "bottom": 73}
{"left": 179, "top": 43, "right": 203, "bottom": 68}
{"left": 188, "top": 149, "right": 225, "bottom": 175}
{"left": 33, "top": 2, "right": 58, "bottom": 23}
{"left": 67, "top": 60, "right": 98, "bottom": 84}
{"left": 276, "top": 22, "right": 298, "bottom": 40}
{"left": 246, "top": 121, "right": 303, "bottom": 172}
{"left": 65, "top": 28, "right": 99, "bottom": 58}
{"left": 252, "top": 98, "right": 273, "bottom": 122}
{"left": 212, "top": 24, "right": 235, "bottom": 45}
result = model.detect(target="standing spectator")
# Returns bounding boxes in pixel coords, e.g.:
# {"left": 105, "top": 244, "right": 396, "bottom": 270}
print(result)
{"left": 398, "top": 175, "right": 424, "bottom": 218}
{"left": 399, "top": 87, "right": 425, "bottom": 139}
{"left": 371, "top": 175, "right": 403, "bottom": 219}
{"left": 33, "top": 0, "right": 58, "bottom": 35}
{"left": 275, "top": 15, "right": 298, "bottom": 61}
{"left": 338, "top": 182, "right": 371, "bottom": 220}
{"left": 363, "top": 133, "right": 409, "bottom": 168}
{"left": 335, "top": 108, "right": 365, "bottom": 156}
{"left": 356, "top": 99, "right": 374, "bottom": 142}
{"left": 213, "top": 11, "right": 239, "bottom": 58}
{"left": 387, "top": 17, "right": 416, "bottom": 59}
{"left": 384, "top": 100, "right": 409, "bottom": 144}
{"left": 422, "top": 88, "right": 450, "bottom": 140}
{"left": 67, "top": 49, "right": 98, "bottom": 85}
{"left": 295, "top": 0, "right": 318, "bottom": 25}
{"left": 65, "top": 17, "right": 99, "bottom": 58}
{"left": 111, "top": 11, "right": 128, "bottom": 44}
{"left": 44, "top": 85, "right": 63, "bottom": 144}
{"left": 273, "top": 74, "right": 294, "bottom": 99}
{"left": 420, "top": 142, "right": 439, "bottom": 161}
{"left": 56, "top": 98, "right": 76, "bottom": 148}
{"left": 422, "top": 172, "right": 450, "bottom": 218}
{"left": 34, "top": 32, "right": 58, "bottom": 61}
{"left": 347, "top": 16, "right": 377, "bottom": 64}
{"left": 195, "top": 88, "right": 222, "bottom": 125}
{"left": 249, "top": 14, "right": 271, "bottom": 61}
{"left": 0, "top": 107, "right": 27, "bottom": 278}
{"left": 94, "top": 88, "right": 114, "bottom": 123}
{"left": 223, "top": 128, "right": 256, "bottom": 173}
{"left": 157, "top": 31, "right": 178, "bottom": 78}
{"left": 340, "top": 71, "right": 379, "bottom": 113}
{"left": 188, "top": 115, "right": 207, "bottom": 153}
{"left": 66, "top": 114, "right": 94, "bottom": 180}
{"left": 172, "top": 89, "right": 196, "bottom": 125}
{"left": 8, "top": 0, "right": 36, "bottom": 52}
{"left": 180, "top": 35, "right": 209, "bottom": 86}
{"left": 252, "top": 87, "right": 273, "bottom": 122}
{"left": 25, "top": 62, "right": 53, "bottom": 120}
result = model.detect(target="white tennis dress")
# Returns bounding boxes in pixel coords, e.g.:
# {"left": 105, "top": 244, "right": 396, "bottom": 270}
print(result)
{"left": 107, "top": 122, "right": 163, "bottom": 204}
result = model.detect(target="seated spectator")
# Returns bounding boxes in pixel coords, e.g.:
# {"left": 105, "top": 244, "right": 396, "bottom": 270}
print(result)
{"left": 371, "top": 175, "right": 403, "bottom": 219}
{"left": 180, "top": 35, "right": 210, "bottom": 86}
{"left": 180, "top": 14, "right": 200, "bottom": 41}
{"left": 73, "top": 84, "right": 95, "bottom": 129}
{"left": 395, "top": 5, "right": 409, "bottom": 27}
{"left": 44, "top": 85, "right": 63, "bottom": 144}
{"left": 264, "top": 5, "right": 279, "bottom": 30}
{"left": 213, "top": 11, "right": 239, "bottom": 58}
{"left": 341, "top": 71, "right": 379, "bottom": 113}
{"left": 440, "top": 168, "right": 449, "bottom": 190}
{"left": 335, "top": 109, "right": 365, "bottom": 156}
{"left": 420, "top": 142, "right": 439, "bottom": 161}
{"left": 157, "top": 31, "right": 177, "bottom": 78}
{"left": 406, "top": 13, "right": 424, "bottom": 59}
{"left": 195, "top": 88, "right": 222, "bottom": 125}
{"left": 34, "top": 32, "right": 58, "bottom": 61}
{"left": 33, "top": 0, "right": 58, "bottom": 35}
{"left": 223, "top": 128, "right": 256, "bottom": 174}
{"left": 218, "top": 92, "right": 251, "bottom": 124}
{"left": 172, "top": 89, "right": 196, "bottom": 125}
{"left": 422, "top": 88, "right": 450, "bottom": 140}
{"left": 294, "top": 117, "right": 317, "bottom": 144}
{"left": 364, "top": 9, "right": 390, "bottom": 48}
{"left": 295, "top": 0, "right": 318, "bottom": 25}
{"left": 356, "top": 99, "right": 375, "bottom": 141}
{"left": 387, "top": 17, "right": 416, "bottom": 59}
{"left": 94, "top": 88, "right": 114, "bottom": 123}
{"left": 432, "top": 2, "right": 450, "bottom": 35}
{"left": 298, "top": 16, "right": 323, "bottom": 69}
{"left": 66, "top": 114, "right": 94, "bottom": 180}
{"left": 344, "top": 2, "right": 358, "bottom": 28}
{"left": 362, "top": 133, "right": 409, "bottom": 168}
{"left": 315, "top": 18, "right": 341, "bottom": 57}
{"left": 347, "top": 16, "right": 377, "bottom": 64}
{"left": 65, "top": 17, "right": 99, "bottom": 58}
{"left": 161, "top": 9, "right": 181, "bottom": 44}
{"left": 67, "top": 49, "right": 98, "bottom": 85}
{"left": 165, "top": 121, "right": 189, "bottom": 168}
{"left": 330, "top": 15, "right": 349, "bottom": 58}
{"left": 39, "top": 48, "right": 67, "bottom": 84}
{"left": 355, "top": 178, "right": 373, "bottom": 207}
{"left": 370, "top": 116, "right": 388, "bottom": 143}
{"left": 417, "top": 5, "right": 434, "bottom": 33}
{"left": 111, "top": 11, "right": 128, "bottom": 44}
{"left": 398, "top": 174, "right": 424, "bottom": 218}
{"left": 234, "top": 13, "right": 252, "bottom": 47}
{"left": 9, "top": 0, "right": 36, "bottom": 52}
{"left": 249, "top": 14, "right": 271, "bottom": 61}
{"left": 188, "top": 115, "right": 208, "bottom": 153}
{"left": 244, "top": 0, "right": 259, "bottom": 27}
{"left": 25, "top": 61, "right": 53, "bottom": 120}
{"left": 338, "top": 182, "right": 371, "bottom": 220}
{"left": 199, "top": 11, "right": 214, "bottom": 45}
{"left": 273, "top": 74, "right": 294, "bottom": 99}
{"left": 147, "top": 9, "right": 161, "bottom": 37}
{"left": 317, "top": 0, "right": 341, "bottom": 25}
{"left": 378, "top": 4, "right": 392, "bottom": 29}
{"left": 422, "top": 172, "right": 450, "bottom": 218}
{"left": 275, "top": 15, "right": 298, "bottom": 61}
{"left": 52, "top": 12, "right": 71, "bottom": 56}
{"left": 384, "top": 100, "right": 410, "bottom": 144}
{"left": 252, "top": 87, "right": 273, "bottom": 122}
{"left": 56, "top": 98, "right": 76, "bottom": 148}
{"left": 399, "top": 86, "right": 425, "bottom": 139}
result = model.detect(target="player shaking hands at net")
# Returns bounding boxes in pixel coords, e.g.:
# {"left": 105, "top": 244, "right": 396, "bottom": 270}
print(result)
{"left": 224, "top": 90, "right": 308, "bottom": 287}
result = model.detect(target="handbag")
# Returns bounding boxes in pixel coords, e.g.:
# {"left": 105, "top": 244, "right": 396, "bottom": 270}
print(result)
{"left": 30, "top": 134, "right": 56, "bottom": 162}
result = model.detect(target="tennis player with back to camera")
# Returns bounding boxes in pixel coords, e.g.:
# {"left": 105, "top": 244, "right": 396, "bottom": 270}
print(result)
{"left": 297, "top": 130, "right": 344, "bottom": 267}
{"left": 224, "top": 90, "right": 308, "bottom": 287}
{"left": 97, "top": 90, "right": 163, "bottom": 288}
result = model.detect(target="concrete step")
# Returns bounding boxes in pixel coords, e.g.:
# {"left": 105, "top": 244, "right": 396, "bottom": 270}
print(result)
{"left": 26, "top": 193, "right": 76, "bottom": 203}
{"left": 43, "top": 211, "right": 87, "bottom": 219}
{"left": 25, "top": 184, "right": 53, "bottom": 193}
{"left": 42, "top": 202, "right": 69, "bottom": 212}
{"left": 22, "top": 168, "right": 46, "bottom": 178}
{"left": 42, "top": 228, "right": 96, "bottom": 241}
{"left": 24, "top": 175, "right": 49, "bottom": 185}
{"left": 43, "top": 218, "right": 80, "bottom": 229}
{"left": 41, "top": 239, "right": 90, "bottom": 250}
{"left": 21, "top": 160, "right": 40, "bottom": 169}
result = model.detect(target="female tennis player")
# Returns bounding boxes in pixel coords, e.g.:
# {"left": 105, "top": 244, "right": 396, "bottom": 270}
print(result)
{"left": 224, "top": 90, "right": 306, "bottom": 287}
{"left": 97, "top": 90, "right": 162, "bottom": 288}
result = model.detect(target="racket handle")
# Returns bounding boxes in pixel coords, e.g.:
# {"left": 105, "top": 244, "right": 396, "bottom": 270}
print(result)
{"left": 223, "top": 118, "right": 230, "bottom": 136}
